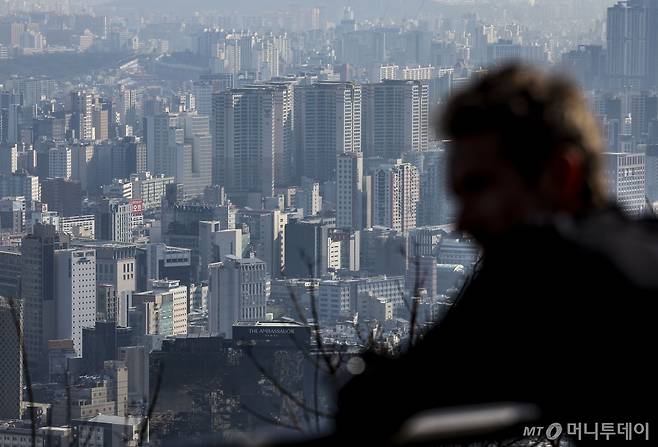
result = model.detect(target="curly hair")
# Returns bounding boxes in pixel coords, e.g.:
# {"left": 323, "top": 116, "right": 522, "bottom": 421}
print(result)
{"left": 440, "top": 64, "right": 607, "bottom": 208}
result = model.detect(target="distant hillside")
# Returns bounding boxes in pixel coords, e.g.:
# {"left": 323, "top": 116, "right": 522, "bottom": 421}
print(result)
{"left": 100, "top": 0, "right": 432, "bottom": 19}
{"left": 0, "top": 51, "right": 133, "bottom": 79}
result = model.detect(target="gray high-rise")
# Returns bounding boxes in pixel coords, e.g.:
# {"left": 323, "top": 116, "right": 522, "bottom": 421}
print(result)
{"left": 145, "top": 112, "right": 212, "bottom": 197}
{"left": 21, "top": 224, "right": 69, "bottom": 378}
{"left": 362, "top": 79, "right": 429, "bottom": 160}
{"left": 607, "top": 0, "right": 658, "bottom": 89}
{"left": 212, "top": 84, "right": 293, "bottom": 202}
{"left": 298, "top": 82, "right": 361, "bottom": 182}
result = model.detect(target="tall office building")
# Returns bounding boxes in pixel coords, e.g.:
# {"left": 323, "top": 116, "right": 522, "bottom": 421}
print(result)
{"left": 161, "top": 196, "right": 236, "bottom": 282}
{"left": 607, "top": 0, "right": 658, "bottom": 89}
{"left": 41, "top": 178, "right": 82, "bottom": 217}
{"left": 144, "top": 112, "right": 212, "bottom": 197}
{"left": 21, "top": 224, "right": 69, "bottom": 378}
{"left": 0, "top": 144, "right": 17, "bottom": 174}
{"left": 47, "top": 146, "right": 72, "bottom": 179}
{"left": 0, "top": 196, "right": 26, "bottom": 233}
{"left": 603, "top": 152, "right": 646, "bottom": 215}
{"left": 212, "top": 84, "right": 293, "bottom": 201}
{"left": 0, "top": 170, "right": 40, "bottom": 202}
{"left": 118, "top": 345, "right": 148, "bottom": 407}
{"left": 0, "top": 92, "right": 20, "bottom": 145}
{"left": 177, "top": 112, "right": 212, "bottom": 197}
{"left": 373, "top": 161, "right": 420, "bottom": 233}
{"left": 0, "top": 296, "right": 22, "bottom": 420}
{"left": 119, "top": 86, "right": 138, "bottom": 129}
{"left": 54, "top": 248, "right": 96, "bottom": 356}
{"left": 208, "top": 255, "right": 267, "bottom": 338}
{"left": 135, "top": 243, "right": 192, "bottom": 292}
{"left": 294, "top": 177, "right": 322, "bottom": 217}
{"left": 74, "top": 241, "right": 136, "bottom": 328}
{"left": 70, "top": 91, "right": 94, "bottom": 141}
{"left": 198, "top": 221, "right": 242, "bottom": 281}
{"left": 417, "top": 149, "right": 454, "bottom": 226}
{"left": 95, "top": 198, "right": 133, "bottom": 243}
{"left": 645, "top": 144, "right": 658, "bottom": 202}
{"left": 336, "top": 151, "right": 370, "bottom": 230}
{"left": 144, "top": 113, "right": 174, "bottom": 175}
{"left": 70, "top": 143, "right": 95, "bottom": 191}
{"left": 362, "top": 80, "right": 429, "bottom": 159}
{"left": 193, "top": 73, "right": 234, "bottom": 117}
{"left": 298, "top": 81, "right": 361, "bottom": 182}
{"left": 284, "top": 217, "right": 335, "bottom": 278}
{"left": 237, "top": 209, "right": 288, "bottom": 277}
{"left": 92, "top": 97, "right": 112, "bottom": 141}
{"left": 630, "top": 92, "right": 658, "bottom": 143}
{"left": 0, "top": 250, "right": 21, "bottom": 298}
{"left": 111, "top": 136, "right": 147, "bottom": 179}
{"left": 132, "top": 279, "right": 188, "bottom": 336}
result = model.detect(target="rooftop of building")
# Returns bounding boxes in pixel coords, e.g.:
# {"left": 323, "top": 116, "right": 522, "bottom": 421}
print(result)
{"left": 233, "top": 318, "right": 307, "bottom": 328}
{"left": 72, "top": 239, "right": 137, "bottom": 249}
{"left": 80, "top": 414, "right": 144, "bottom": 427}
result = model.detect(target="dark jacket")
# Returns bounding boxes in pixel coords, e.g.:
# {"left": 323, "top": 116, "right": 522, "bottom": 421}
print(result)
{"left": 335, "top": 207, "right": 658, "bottom": 444}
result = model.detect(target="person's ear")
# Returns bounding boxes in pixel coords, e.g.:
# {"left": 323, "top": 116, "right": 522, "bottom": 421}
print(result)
{"left": 542, "top": 149, "right": 585, "bottom": 212}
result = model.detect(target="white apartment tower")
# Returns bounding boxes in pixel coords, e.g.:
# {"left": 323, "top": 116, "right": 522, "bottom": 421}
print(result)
{"left": 373, "top": 161, "right": 420, "bottom": 233}
{"left": 70, "top": 91, "right": 94, "bottom": 141}
{"left": 54, "top": 248, "right": 97, "bottom": 356}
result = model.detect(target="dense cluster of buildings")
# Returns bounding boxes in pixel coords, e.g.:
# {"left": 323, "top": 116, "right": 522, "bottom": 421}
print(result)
{"left": 0, "top": 0, "right": 656, "bottom": 444}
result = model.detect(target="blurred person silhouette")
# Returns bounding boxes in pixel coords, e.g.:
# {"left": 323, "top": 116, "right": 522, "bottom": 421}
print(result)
{"left": 330, "top": 64, "right": 658, "bottom": 445}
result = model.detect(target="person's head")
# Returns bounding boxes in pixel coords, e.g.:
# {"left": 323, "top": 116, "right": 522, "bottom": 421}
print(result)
{"left": 440, "top": 64, "right": 607, "bottom": 249}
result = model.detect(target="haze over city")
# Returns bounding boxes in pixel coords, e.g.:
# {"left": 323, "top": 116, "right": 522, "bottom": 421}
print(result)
{"left": 0, "top": 0, "right": 655, "bottom": 445}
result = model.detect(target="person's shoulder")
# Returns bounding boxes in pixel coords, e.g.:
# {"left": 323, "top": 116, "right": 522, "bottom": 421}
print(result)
{"left": 492, "top": 206, "right": 658, "bottom": 290}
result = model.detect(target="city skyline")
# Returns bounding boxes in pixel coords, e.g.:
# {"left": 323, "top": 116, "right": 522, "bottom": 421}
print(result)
{"left": 0, "top": 0, "right": 655, "bottom": 445}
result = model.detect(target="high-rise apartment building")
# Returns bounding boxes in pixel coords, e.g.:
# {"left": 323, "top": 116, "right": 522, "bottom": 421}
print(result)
{"left": 212, "top": 84, "right": 293, "bottom": 201}
{"left": 372, "top": 161, "right": 420, "bottom": 233}
{"left": 70, "top": 91, "right": 94, "bottom": 141}
{"left": 607, "top": 0, "right": 658, "bottom": 89}
{"left": 362, "top": 79, "right": 429, "bottom": 159}
{"left": 298, "top": 81, "right": 361, "bottom": 182}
